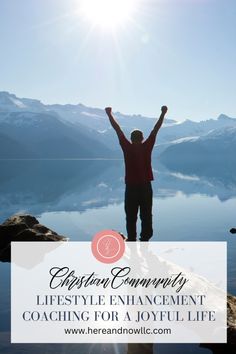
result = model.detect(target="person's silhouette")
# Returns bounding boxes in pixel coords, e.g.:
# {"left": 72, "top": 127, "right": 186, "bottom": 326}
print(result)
{"left": 105, "top": 106, "right": 168, "bottom": 241}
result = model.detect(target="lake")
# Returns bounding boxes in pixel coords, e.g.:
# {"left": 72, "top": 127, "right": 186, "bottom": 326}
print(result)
{"left": 0, "top": 159, "right": 235, "bottom": 354}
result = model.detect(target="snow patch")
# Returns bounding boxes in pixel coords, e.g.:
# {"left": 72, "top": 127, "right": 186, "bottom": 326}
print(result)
{"left": 171, "top": 136, "right": 199, "bottom": 144}
{"left": 81, "top": 111, "right": 103, "bottom": 118}
{"left": 9, "top": 97, "right": 27, "bottom": 108}
{"left": 97, "top": 183, "right": 108, "bottom": 188}
{"left": 98, "top": 130, "right": 107, "bottom": 134}
{"left": 170, "top": 172, "right": 200, "bottom": 181}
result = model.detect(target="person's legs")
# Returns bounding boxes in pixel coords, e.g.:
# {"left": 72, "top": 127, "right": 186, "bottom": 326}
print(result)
{"left": 139, "top": 182, "right": 153, "bottom": 241}
{"left": 125, "top": 185, "right": 139, "bottom": 241}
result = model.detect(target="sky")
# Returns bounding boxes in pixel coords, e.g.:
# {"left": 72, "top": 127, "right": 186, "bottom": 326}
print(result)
{"left": 0, "top": 0, "right": 235, "bottom": 121}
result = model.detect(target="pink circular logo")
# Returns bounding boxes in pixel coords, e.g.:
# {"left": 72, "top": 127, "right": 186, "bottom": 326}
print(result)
{"left": 91, "top": 230, "right": 125, "bottom": 264}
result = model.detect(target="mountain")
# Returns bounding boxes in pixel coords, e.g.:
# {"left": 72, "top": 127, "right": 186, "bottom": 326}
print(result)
{"left": 157, "top": 114, "right": 236, "bottom": 141}
{"left": 0, "top": 91, "right": 46, "bottom": 113}
{"left": 160, "top": 126, "right": 236, "bottom": 170}
{"left": 0, "top": 132, "right": 33, "bottom": 158}
{"left": 0, "top": 91, "right": 177, "bottom": 153}
{"left": 1, "top": 91, "right": 236, "bottom": 158}
{"left": 0, "top": 110, "right": 110, "bottom": 158}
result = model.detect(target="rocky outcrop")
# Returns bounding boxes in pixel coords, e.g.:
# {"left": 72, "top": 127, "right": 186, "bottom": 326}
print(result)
{"left": 227, "top": 294, "right": 236, "bottom": 344}
{"left": 199, "top": 294, "right": 236, "bottom": 353}
{"left": 0, "top": 214, "right": 67, "bottom": 262}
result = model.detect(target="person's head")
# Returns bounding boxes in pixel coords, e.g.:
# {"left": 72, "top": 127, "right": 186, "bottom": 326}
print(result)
{"left": 130, "top": 129, "right": 144, "bottom": 144}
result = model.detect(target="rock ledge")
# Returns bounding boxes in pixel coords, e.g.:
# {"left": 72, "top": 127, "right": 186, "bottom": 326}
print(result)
{"left": 0, "top": 214, "right": 67, "bottom": 262}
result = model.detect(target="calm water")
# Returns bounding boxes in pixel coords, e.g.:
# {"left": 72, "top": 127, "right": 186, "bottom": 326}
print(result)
{"left": 0, "top": 159, "right": 236, "bottom": 354}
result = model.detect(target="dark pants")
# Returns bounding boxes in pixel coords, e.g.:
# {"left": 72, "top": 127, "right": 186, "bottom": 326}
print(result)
{"left": 125, "top": 182, "right": 153, "bottom": 241}
{"left": 127, "top": 343, "right": 153, "bottom": 354}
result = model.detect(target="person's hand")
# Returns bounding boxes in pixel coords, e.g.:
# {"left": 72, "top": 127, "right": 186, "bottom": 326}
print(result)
{"left": 105, "top": 107, "right": 112, "bottom": 115}
{"left": 161, "top": 106, "right": 168, "bottom": 114}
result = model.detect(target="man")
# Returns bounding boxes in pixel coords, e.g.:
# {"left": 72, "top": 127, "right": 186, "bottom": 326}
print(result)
{"left": 105, "top": 105, "right": 168, "bottom": 241}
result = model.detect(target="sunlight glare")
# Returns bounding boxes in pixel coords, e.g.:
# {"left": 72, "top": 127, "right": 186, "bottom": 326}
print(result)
{"left": 80, "top": 0, "right": 136, "bottom": 29}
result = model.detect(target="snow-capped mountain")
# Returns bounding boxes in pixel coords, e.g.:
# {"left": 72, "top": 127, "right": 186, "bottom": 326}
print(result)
{"left": 0, "top": 110, "right": 110, "bottom": 158}
{"left": 0, "top": 91, "right": 46, "bottom": 112}
{"left": 0, "top": 91, "right": 178, "bottom": 151}
{"left": 0, "top": 91, "right": 236, "bottom": 158}
{"left": 160, "top": 125, "right": 236, "bottom": 171}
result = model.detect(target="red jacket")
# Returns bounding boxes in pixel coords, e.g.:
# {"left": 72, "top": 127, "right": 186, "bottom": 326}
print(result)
{"left": 118, "top": 132, "right": 156, "bottom": 185}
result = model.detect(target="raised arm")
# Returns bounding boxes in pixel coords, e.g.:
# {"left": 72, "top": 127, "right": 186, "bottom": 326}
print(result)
{"left": 151, "top": 106, "right": 168, "bottom": 137}
{"left": 105, "top": 107, "right": 124, "bottom": 138}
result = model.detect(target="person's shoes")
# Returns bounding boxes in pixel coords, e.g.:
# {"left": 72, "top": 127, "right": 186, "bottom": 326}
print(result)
{"left": 118, "top": 232, "right": 127, "bottom": 241}
{"left": 230, "top": 228, "right": 236, "bottom": 234}
{"left": 139, "top": 236, "right": 151, "bottom": 241}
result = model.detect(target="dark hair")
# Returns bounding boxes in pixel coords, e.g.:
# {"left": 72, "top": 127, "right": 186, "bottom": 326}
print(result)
{"left": 130, "top": 130, "right": 144, "bottom": 143}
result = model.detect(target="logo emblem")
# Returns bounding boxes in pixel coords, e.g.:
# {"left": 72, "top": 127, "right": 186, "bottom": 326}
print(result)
{"left": 91, "top": 230, "right": 125, "bottom": 264}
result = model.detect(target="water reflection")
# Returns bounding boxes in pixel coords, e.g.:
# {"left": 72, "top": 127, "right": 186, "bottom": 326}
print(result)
{"left": 1, "top": 159, "right": 236, "bottom": 223}
{"left": 0, "top": 159, "right": 236, "bottom": 354}
{"left": 160, "top": 158, "right": 236, "bottom": 201}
